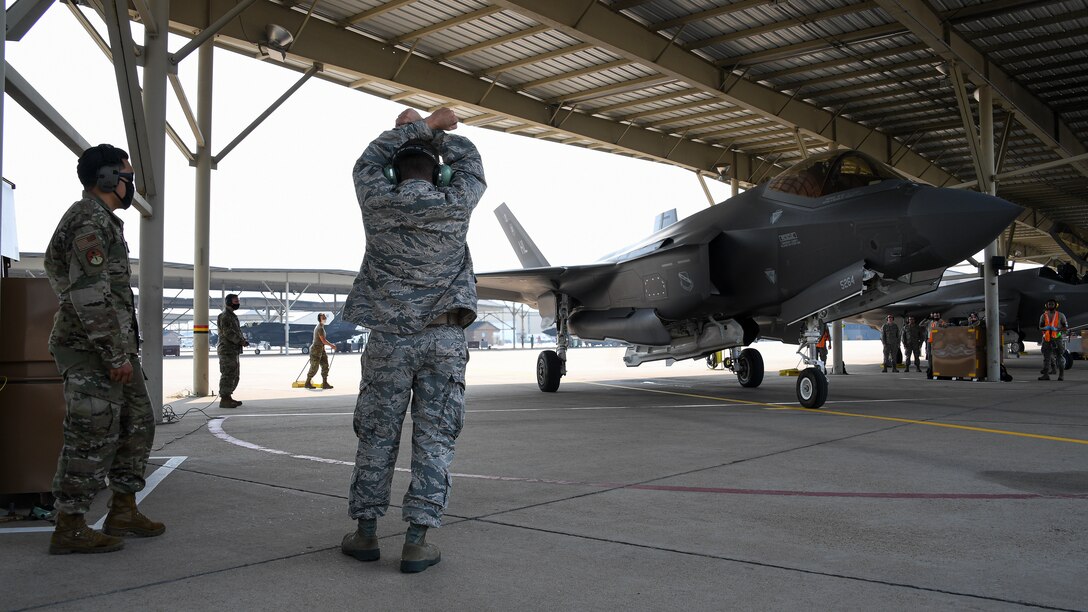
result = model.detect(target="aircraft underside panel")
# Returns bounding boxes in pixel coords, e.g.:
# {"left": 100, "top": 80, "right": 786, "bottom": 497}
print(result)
{"left": 567, "top": 308, "right": 671, "bottom": 345}
{"left": 621, "top": 318, "right": 748, "bottom": 367}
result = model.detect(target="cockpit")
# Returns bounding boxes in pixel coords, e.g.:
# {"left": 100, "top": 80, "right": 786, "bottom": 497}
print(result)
{"left": 765, "top": 150, "right": 902, "bottom": 198}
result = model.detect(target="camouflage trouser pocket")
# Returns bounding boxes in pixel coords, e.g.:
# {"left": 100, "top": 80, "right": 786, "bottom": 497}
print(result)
{"left": 64, "top": 392, "right": 120, "bottom": 446}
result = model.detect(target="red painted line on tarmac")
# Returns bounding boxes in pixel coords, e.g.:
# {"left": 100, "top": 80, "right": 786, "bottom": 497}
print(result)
{"left": 619, "top": 483, "right": 1088, "bottom": 499}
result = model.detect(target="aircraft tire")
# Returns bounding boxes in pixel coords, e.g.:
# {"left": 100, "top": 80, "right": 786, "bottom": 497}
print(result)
{"left": 537, "top": 350, "right": 562, "bottom": 392}
{"left": 736, "top": 348, "right": 764, "bottom": 388}
{"left": 797, "top": 368, "right": 828, "bottom": 409}
{"left": 255, "top": 348, "right": 261, "bottom": 355}
{"left": 1014, "top": 340, "right": 1025, "bottom": 354}
{"left": 1064, "top": 350, "right": 1074, "bottom": 370}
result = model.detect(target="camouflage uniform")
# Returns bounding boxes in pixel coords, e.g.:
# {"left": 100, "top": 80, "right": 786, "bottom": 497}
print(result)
{"left": 1039, "top": 309, "right": 1069, "bottom": 379}
{"left": 880, "top": 320, "right": 901, "bottom": 371}
{"left": 44, "top": 192, "right": 154, "bottom": 515}
{"left": 344, "top": 119, "right": 485, "bottom": 527}
{"left": 307, "top": 322, "right": 330, "bottom": 380}
{"left": 902, "top": 322, "right": 924, "bottom": 369}
{"left": 216, "top": 307, "right": 245, "bottom": 397}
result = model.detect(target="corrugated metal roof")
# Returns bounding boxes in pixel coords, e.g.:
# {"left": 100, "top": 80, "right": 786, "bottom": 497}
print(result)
{"left": 161, "top": 0, "right": 1088, "bottom": 267}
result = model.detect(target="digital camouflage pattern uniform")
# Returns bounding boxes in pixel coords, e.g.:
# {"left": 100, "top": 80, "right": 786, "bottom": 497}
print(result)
{"left": 880, "top": 320, "right": 901, "bottom": 371}
{"left": 216, "top": 307, "right": 245, "bottom": 397}
{"left": 44, "top": 192, "right": 153, "bottom": 515}
{"left": 1039, "top": 309, "right": 1069, "bottom": 379}
{"left": 343, "top": 119, "right": 485, "bottom": 528}
{"left": 902, "top": 321, "right": 924, "bottom": 370}
{"left": 307, "top": 321, "right": 330, "bottom": 380}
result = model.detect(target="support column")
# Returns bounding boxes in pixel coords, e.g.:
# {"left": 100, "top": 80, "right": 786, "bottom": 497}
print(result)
{"left": 1, "top": 5, "right": 6, "bottom": 317}
{"left": 979, "top": 85, "right": 1003, "bottom": 382}
{"left": 140, "top": 0, "right": 170, "bottom": 419}
{"left": 193, "top": 42, "right": 214, "bottom": 395}
{"left": 832, "top": 320, "right": 844, "bottom": 374}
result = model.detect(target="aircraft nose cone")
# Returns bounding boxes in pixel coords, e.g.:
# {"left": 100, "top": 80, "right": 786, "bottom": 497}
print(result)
{"left": 908, "top": 187, "right": 1021, "bottom": 267}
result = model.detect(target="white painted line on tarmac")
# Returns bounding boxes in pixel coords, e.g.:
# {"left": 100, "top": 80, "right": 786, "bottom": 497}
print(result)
{"left": 1, "top": 456, "right": 186, "bottom": 535}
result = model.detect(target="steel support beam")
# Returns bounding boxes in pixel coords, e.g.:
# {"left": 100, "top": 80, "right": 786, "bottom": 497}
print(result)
{"left": 163, "top": 1, "right": 761, "bottom": 183}
{"left": 102, "top": 0, "right": 157, "bottom": 199}
{"left": 138, "top": 0, "right": 169, "bottom": 420}
{"left": 214, "top": 64, "right": 319, "bottom": 166}
{"left": 978, "top": 86, "right": 1002, "bottom": 383}
{"left": 487, "top": 0, "right": 950, "bottom": 181}
{"left": 193, "top": 40, "right": 213, "bottom": 397}
{"left": 5, "top": 0, "right": 55, "bottom": 41}
{"left": 874, "top": 0, "right": 1088, "bottom": 179}
{"left": 171, "top": 0, "right": 256, "bottom": 65}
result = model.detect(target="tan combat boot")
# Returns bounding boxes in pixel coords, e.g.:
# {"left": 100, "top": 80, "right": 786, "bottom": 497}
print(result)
{"left": 103, "top": 492, "right": 166, "bottom": 537}
{"left": 220, "top": 395, "right": 241, "bottom": 408}
{"left": 400, "top": 527, "right": 440, "bottom": 573}
{"left": 304, "top": 379, "right": 315, "bottom": 389}
{"left": 321, "top": 377, "right": 333, "bottom": 390}
{"left": 49, "top": 513, "right": 124, "bottom": 554}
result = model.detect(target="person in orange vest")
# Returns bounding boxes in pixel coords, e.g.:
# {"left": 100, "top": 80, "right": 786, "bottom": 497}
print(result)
{"left": 1038, "top": 298, "right": 1068, "bottom": 381}
{"left": 816, "top": 325, "right": 831, "bottom": 363}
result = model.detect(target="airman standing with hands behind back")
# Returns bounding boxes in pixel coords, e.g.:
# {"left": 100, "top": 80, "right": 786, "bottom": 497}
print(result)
{"left": 43, "top": 144, "right": 165, "bottom": 555}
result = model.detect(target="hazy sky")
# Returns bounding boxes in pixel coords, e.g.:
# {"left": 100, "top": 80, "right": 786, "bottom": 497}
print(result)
{"left": 3, "top": 4, "right": 734, "bottom": 278}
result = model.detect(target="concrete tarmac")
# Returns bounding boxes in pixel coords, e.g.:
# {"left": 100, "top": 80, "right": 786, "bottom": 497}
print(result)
{"left": 3, "top": 341, "right": 1086, "bottom": 611}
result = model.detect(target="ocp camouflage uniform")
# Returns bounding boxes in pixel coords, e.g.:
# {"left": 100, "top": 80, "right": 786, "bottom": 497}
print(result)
{"left": 44, "top": 192, "right": 153, "bottom": 515}
{"left": 344, "top": 119, "right": 485, "bottom": 527}
{"left": 216, "top": 307, "right": 245, "bottom": 397}
{"left": 881, "top": 321, "right": 901, "bottom": 371}
{"left": 902, "top": 322, "right": 924, "bottom": 369}
{"left": 307, "top": 322, "right": 330, "bottom": 379}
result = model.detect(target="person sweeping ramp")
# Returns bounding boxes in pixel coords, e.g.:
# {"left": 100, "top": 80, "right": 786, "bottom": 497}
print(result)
{"left": 304, "top": 313, "right": 337, "bottom": 389}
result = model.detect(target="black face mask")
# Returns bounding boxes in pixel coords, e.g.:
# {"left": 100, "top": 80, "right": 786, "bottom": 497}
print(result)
{"left": 229, "top": 303, "right": 240, "bottom": 311}
{"left": 117, "top": 175, "right": 135, "bottom": 210}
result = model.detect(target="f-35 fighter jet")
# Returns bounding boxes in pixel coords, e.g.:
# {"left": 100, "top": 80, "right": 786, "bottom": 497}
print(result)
{"left": 477, "top": 149, "right": 1021, "bottom": 408}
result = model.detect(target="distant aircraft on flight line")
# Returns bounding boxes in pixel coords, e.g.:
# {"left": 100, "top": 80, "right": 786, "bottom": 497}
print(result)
{"left": 854, "top": 266, "right": 1088, "bottom": 367}
{"left": 240, "top": 317, "right": 363, "bottom": 353}
{"left": 476, "top": 149, "right": 1021, "bottom": 408}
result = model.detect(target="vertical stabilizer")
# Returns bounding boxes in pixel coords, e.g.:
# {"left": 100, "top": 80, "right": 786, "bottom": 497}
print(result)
{"left": 653, "top": 208, "right": 678, "bottom": 232}
{"left": 494, "top": 203, "right": 551, "bottom": 268}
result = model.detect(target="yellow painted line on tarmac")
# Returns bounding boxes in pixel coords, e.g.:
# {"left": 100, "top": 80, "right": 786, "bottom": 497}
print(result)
{"left": 584, "top": 381, "right": 1088, "bottom": 446}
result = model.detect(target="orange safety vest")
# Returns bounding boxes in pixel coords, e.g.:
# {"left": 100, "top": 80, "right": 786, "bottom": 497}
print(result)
{"left": 1042, "top": 311, "right": 1062, "bottom": 342}
{"left": 816, "top": 330, "right": 829, "bottom": 348}
{"left": 928, "top": 321, "right": 941, "bottom": 342}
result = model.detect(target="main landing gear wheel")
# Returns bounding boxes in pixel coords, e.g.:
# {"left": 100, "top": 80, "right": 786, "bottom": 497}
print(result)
{"left": 537, "top": 350, "right": 562, "bottom": 392}
{"left": 1013, "top": 340, "right": 1025, "bottom": 354}
{"left": 736, "top": 348, "right": 764, "bottom": 388}
{"left": 797, "top": 368, "right": 828, "bottom": 409}
{"left": 1064, "top": 350, "right": 1074, "bottom": 370}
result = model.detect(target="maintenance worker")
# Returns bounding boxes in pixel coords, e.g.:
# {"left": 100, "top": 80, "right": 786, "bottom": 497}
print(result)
{"left": 1038, "top": 298, "right": 1069, "bottom": 381}
{"left": 902, "top": 315, "right": 924, "bottom": 372}
{"left": 216, "top": 294, "right": 248, "bottom": 407}
{"left": 925, "top": 311, "right": 946, "bottom": 365}
{"left": 43, "top": 144, "right": 165, "bottom": 554}
{"left": 966, "top": 312, "right": 981, "bottom": 328}
{"left": 341, "top": 106, "right": 485, "bottom": 573}
{"left": 304, "top": 313, "right": 336, "bottom": 389}
{"left": 816, "top": 325, "right": 830, "bottom": 363}
{"left": 880, "top": 314, "right": 901, "bottom": 373}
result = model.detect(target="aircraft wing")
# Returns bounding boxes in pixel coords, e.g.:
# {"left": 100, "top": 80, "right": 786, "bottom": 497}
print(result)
{"left": 476, "top": 263, "right": 615, "bottom": 309}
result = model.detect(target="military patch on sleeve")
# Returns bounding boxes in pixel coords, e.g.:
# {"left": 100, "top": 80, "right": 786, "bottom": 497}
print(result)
{"left": 74, "top": 232, "right": 101, "bottom": 252}
{"left": 86, "top": 248, "right": 105, "bottom": 267}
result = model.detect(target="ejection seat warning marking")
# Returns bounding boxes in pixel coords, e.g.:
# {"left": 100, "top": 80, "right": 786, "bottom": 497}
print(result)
{"left": 778, "top": 232, "right": 800, "bottom": 247}
{"left": 0, "top": 456, "right": 187, "bottom": 534}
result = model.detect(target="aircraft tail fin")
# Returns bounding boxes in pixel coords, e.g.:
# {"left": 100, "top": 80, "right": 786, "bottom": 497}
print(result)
{"left": 653, "top": 208, "right": 678, "bottom": 232}
{"left": 494, "top": 203, "right": 551, "bottom": 268}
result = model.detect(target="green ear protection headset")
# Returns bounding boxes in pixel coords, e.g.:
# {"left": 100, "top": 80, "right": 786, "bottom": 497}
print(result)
{"left": 383, "top": 140, "right": 452, "bottom": 188}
